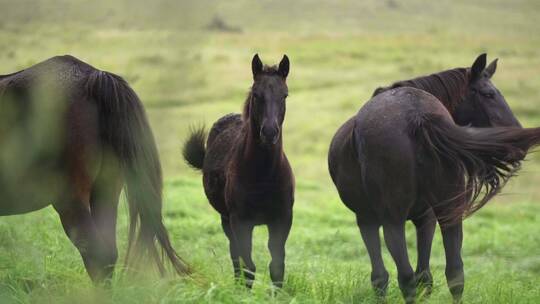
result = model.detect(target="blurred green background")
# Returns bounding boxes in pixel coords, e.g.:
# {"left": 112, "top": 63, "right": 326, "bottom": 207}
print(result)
{"left": 0, "top": 0, "right": 539, "bottom": 303}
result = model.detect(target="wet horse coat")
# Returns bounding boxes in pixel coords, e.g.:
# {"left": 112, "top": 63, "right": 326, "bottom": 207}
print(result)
{"left": 329, "top": 54, "right": 539, "bottom": 303}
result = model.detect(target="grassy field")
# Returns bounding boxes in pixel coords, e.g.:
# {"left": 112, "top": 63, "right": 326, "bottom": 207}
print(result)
{"left": 1, "top": 0, "right": 540, "bottom": 303}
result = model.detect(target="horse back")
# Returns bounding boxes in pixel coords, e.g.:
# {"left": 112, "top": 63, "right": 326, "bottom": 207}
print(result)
{"left": 207, "top": 113, "right": 243, "bottom": 147}
{"left": 203, "top": 113, "right": 243, "bottom": 172}
{"left": 0, "top": 55, "right": 95, "bottom": 91}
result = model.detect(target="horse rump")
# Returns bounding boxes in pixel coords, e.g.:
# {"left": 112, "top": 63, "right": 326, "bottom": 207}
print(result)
{"left": 409, "top": 112, "right": 540, "bottom": 222}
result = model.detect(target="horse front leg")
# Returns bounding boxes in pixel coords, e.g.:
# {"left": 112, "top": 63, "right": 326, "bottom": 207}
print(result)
{"left": 267, "top": 210, "right": 292, "bottom": 288}
{"left": 230, "top": 213, "right": 256, "bottom": 288}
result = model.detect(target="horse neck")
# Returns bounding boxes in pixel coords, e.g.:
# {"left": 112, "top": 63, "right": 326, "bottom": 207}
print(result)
{"left": 237, "top": 120, "right": 284, "bottom": 174}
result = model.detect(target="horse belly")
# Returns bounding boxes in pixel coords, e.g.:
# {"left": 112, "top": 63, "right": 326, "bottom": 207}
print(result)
{"left": 203, "top": 170, "right": 229, "bottom": 215}
{"left": 0, "top": 175, "right": 61, "bottom": 215}
{"left": 0, "top": 148, "right": 66, "bottom": 216}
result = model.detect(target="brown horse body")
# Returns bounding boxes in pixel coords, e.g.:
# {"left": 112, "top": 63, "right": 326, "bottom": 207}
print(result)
{"left": 184, "top": 54, "right": 294, "bottom": 287}
{"left": 0, "top": 55, "right": 187, "bottom": 281}
{"left": 329, "top": 54, "right": 540, "bottom": 303}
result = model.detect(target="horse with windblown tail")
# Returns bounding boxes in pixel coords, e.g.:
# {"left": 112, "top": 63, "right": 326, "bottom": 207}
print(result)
{"left": 329, "top": 54, "right": 540, "bottom": 303}
{"left": 183, "top": 54, "right": 294, "bottom": 288}
{"left": 0, "top": 55, "right": 188, "bottom": 282}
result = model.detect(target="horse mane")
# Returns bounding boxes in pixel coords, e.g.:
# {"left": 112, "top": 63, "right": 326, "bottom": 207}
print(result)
{"left": 373, "top": 68, "right": 471, "bottom": 113}
{"left": 242, "top": 92, "right": 253, "bottom": 120}
{"left": 242, "top": 65, "right": 281, "bottom": 120}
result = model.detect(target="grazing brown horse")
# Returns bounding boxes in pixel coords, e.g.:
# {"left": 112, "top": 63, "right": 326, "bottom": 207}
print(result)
{"left": 183, "top": 54, "right": 294, "bottom": 288}
{"left": 0, "top": 55, "right": 188, "bottom": 282}
{"left": 328, "top": 54, "right": 539, "bottom": 303}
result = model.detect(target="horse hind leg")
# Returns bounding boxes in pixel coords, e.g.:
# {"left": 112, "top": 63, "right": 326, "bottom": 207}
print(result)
{"left": 54, "top": 147, "right": 121, "bottom": 283}
{"left": 54, "top": 95, "right": 117, "bottom": 282}
{"left": 383, "top": 222, "right": 416, "bottom": 304}
{"left": 54, "top": 195, "right": 114, "bottom": 283}
{"left": 412, "top": 208, "right": 436, "bottom": 296}
{"left": 439, "top": 221, "right": 464, "bottom": 303}
{"left": 430, "top": 175, "right": 465, "bottom": 303}
{"left": 356, "top": 217, "right": 389, "bottom": 297}
{"left": 88, "top": 155, "right": 124, "bottom": 281}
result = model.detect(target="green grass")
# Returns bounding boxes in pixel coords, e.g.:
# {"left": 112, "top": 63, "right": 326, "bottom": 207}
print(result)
{"left": 1, "top": 0, "right": 540, "bottom": 303}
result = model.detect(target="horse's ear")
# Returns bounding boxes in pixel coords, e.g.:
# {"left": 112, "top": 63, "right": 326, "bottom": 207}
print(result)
{"left": 252, "top": 54, "right": 263, "bottom": 78}
{"left": 471, "top": 53, "right": 487, "bottom": 81}
{"left": 278, "top": 55, "right": 290, "bottom": 78}
{"left": 484, "top": 58, "right": 498, "bottom": 79}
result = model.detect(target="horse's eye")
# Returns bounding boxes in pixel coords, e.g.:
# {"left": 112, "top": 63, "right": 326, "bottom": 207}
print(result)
{"left": 481, "top": 92, "right": 495, "bottom": 99}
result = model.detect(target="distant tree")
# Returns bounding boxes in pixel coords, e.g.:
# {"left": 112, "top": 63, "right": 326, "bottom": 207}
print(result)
{"left": 387, "top": 0, "right": 399, "bottom": 9}
{"left": 205, "top": 15, "right": 242, "bottom": 33}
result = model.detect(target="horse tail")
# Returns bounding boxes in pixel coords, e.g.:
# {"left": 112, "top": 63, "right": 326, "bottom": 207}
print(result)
{"left": 86, "top": 70, "right": 190, "bottom": 275}
{"left": 182, "top": 126, "right": 207, "bottom": 170}
{"left": 409, "top": 113, "right": 540, "bottom": 221}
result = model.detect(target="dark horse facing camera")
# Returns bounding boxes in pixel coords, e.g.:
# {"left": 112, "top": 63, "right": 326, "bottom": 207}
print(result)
{"left": 329, "top": 54, "right": 540, "bottom": 303}
{"left": 183, "top": 54, "right": 294, "bottom": 288}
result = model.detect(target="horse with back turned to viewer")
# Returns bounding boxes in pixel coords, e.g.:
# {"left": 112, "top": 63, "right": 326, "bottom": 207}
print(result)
{"left": 329, "top": 53, "right": 540, "bottom": 303}
{"left": 183, "top": 54, "right": 294, "bottom": 288}
{"left": 0, "top": 55, "right": 188, "bottom": 282}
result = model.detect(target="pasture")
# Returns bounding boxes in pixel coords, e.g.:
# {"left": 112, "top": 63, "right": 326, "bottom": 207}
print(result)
{"left": 0, "top": 0, "right": 539, "bottom": 303}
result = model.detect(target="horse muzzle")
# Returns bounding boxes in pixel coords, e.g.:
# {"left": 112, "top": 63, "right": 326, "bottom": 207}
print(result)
{"left": 260, "top": 124, "right": 280, "bottom": 145}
